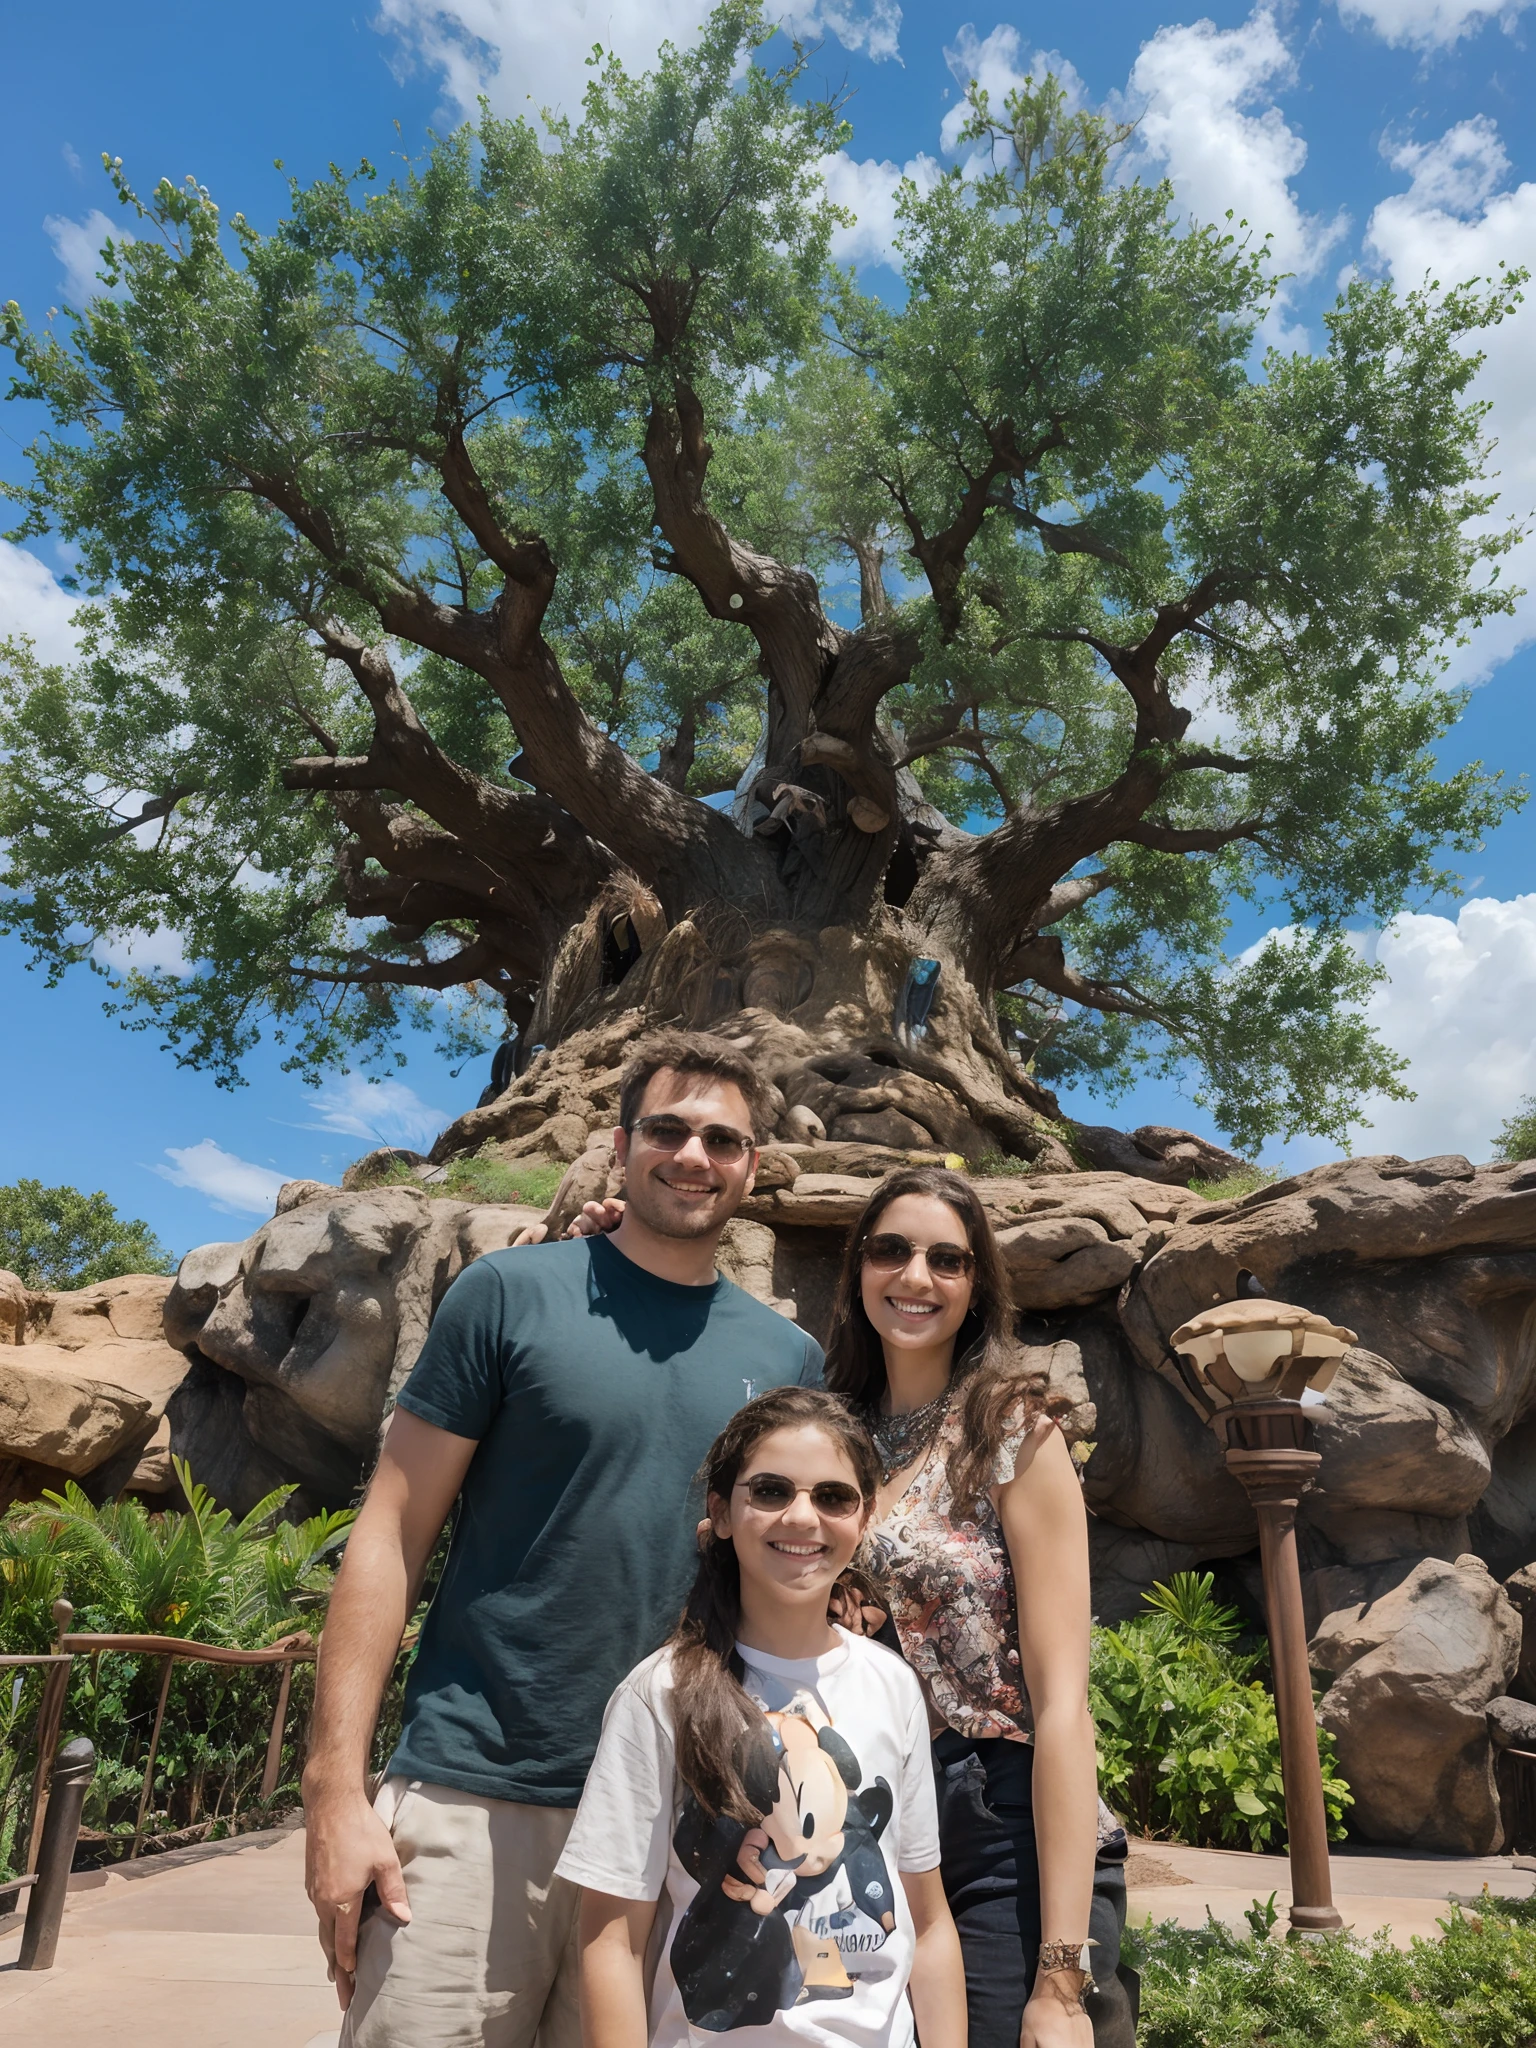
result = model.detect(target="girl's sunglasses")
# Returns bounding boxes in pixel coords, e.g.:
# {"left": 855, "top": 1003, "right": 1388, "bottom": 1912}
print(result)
{"left": 629, "top": 1113, "right": 753, "bottom": 1163}
{"left": 861, "top": 1232, "right": 975, "bottom": 1279}
{"left": 736, "top": 1473, "right": 866, "bottom": 1518}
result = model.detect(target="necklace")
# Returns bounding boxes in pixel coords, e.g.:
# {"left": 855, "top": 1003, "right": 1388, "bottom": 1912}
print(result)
{"left": 863, "top": 1382, "right": 952, "bottom": 1482}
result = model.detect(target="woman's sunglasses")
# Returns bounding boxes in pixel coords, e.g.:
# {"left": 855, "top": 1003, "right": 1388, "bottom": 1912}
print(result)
{"left": 629, "top": 1114, "right": 754, "bottom": 1164}
{"left": 735, "top": 1473, "right": 866, "bottom": 1518}
{"left": 861, "top": 1232, "right": 975, "bottom": 1279}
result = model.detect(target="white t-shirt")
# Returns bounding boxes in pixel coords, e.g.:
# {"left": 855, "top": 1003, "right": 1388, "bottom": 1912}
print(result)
{"left": 556, "top": 1626, "right": 940, "bottom": 2048}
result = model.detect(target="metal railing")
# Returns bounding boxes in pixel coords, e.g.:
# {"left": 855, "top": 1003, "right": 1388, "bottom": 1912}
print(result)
{"left": 6, "top": 1596, "right": 317, "bottom": 1878}
{"left": 0, "top": 1599, "right": 78, "bottom": 1883}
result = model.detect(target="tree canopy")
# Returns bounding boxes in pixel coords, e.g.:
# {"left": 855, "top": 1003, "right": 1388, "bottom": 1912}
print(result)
{"left": 0, "top": 2, "right": 1524, "bottom": 1152}
{"left": 0, "top": 1179, "right": 174, "bottom": 1289}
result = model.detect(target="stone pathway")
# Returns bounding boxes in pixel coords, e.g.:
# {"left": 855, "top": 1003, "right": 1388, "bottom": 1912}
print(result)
{"left": 5, "top": 1822, "right": 1536, "bottom": 2043}
{"left": 1126, "top": 1837, "right": 1536, "bottom": 1947}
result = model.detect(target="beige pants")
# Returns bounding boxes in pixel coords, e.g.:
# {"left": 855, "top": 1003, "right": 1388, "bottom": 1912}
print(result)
{"left": 340, "top": 1778, "right": 581, "bottom": 2048}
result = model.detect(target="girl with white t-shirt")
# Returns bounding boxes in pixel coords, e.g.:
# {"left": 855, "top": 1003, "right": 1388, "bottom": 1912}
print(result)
{"left": 556, "top": 1386, "right": 966, "bottom": 2048}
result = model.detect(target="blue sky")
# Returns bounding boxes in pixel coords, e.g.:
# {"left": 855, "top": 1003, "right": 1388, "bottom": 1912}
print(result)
{"left": 3, "top": 0, "right": 1535, "bottom": 1256}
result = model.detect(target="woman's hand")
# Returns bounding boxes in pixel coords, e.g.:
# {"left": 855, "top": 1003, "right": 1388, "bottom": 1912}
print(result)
{"left": 1019, "top": 1974, "right": 1094, "bottom": 2048}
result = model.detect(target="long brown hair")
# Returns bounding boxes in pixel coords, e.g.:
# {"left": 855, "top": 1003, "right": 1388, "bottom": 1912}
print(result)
{"left": 822, "top": 1167, "right": 1035, "bottom": 1518}
{"left": 668, "top": 1387, "right": 880, "bottom": 1821}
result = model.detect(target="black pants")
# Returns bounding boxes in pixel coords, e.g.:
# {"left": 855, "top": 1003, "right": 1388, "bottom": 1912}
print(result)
{"left": 932, "top": 1733, "right": 1138, "bottom": 2048}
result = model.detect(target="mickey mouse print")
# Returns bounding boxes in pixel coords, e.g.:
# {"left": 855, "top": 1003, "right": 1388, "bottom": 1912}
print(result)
{"left": 670, "top": 1694, "right": 899, "bottom": 2030}
{"left": 557, "top": 1628, "right": 941, "bottom": 2048}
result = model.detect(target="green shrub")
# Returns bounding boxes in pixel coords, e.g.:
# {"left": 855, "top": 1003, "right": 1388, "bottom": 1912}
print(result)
{"left": 1133, "top": 1897, "right": 1536, "bottom": 2047}
{"left": 1189, "top": 1167, "right": 1280, "bottom": 1202}
{"left": 1091, "top": 1574, "right": 1352, "bottom": 1851}
{"left": 0, "top": 1463, "right": 391, "bottom": 1874}
{"left": 1492, "top": 1096, "right": 1536, "bottom": 1165}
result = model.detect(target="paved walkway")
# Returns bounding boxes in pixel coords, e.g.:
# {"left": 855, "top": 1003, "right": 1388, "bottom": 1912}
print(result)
{"left": 5, "top": 1823, "right": 1536, "bottom": 2042}
{"left": 1126, "top": 1837, "right": 1536, "bottom": 1946}
{"left": 0, "top": 1823, "right": 337, "bottom": 2048}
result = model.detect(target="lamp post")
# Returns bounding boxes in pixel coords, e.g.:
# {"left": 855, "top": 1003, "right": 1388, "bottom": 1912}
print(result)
{"left": 1169, "top": 1291, "right": 1356, "bottom": 1938}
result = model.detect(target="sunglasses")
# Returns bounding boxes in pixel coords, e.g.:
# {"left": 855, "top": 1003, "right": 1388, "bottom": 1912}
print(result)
{"left": 629, "top": 1114, "right": 754, "bottom": 1164}
{"left": 861, "top": 1232, "right": 975, "bottom": 1279}
{"left": 736, "top": 1472, "right": 866, "bottom": 1518}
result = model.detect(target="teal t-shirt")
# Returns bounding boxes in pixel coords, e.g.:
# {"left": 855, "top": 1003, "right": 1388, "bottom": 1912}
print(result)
{"left": 389, "top": 1233, "right": 824, "bottom": 1805}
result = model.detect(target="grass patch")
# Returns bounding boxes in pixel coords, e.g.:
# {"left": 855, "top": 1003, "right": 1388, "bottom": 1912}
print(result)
{"left": 974, "top": 1151, "right": 1038, "bottom": 1178}
{"left": 1189, "top": 1166, "right": 1280, "bottom": 1202}
{"left": 1133, "top": 1896, "right": 1536, "bottom": 2047}
{"left": 350, "top": 1150, "right": 566, "bottom": 1209}
{"left": 441, "top": 1153, "right": 565, "bottom": 1208}
{"left": 975, "top": 1120, "right": 1094, "bottom": 1178}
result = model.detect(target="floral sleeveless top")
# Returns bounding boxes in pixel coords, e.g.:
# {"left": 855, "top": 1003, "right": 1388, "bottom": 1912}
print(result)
{"left": 858, "top": 1402, "right": 1034, "bottom": 1744}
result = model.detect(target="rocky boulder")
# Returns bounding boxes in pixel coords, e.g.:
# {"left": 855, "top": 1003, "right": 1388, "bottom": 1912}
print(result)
{"left": 0, "top": 1268, "right": 188, "bottom": 1508}
{"left": 165, "top": 1185, "right": 570, "bottom": 1515}
{"left": 1486, "top": 1695, "right": 1536, "bottom": 1750}
{"left": 0, "top": 1356, "right": 155, "bottom": 1498}
{"left": 1500, "top": 1563, "right": 1536, "bottom": 1701}
{"left": 1310, "top": 1554, "right": 1520, "bottom": 1854}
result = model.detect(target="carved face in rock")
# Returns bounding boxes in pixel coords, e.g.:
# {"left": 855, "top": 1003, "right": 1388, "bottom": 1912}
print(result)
{"left": 186, "top": 1190, "right": 525, "bottom": 1464}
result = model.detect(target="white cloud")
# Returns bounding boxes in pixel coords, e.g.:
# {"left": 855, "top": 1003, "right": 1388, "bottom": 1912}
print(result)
{"left": 1335, "top": 0, "right": 1532, "bottom": 48}
{"left": 44, "top": 208, "right": 131, "bottom": 305}
{"left": 94, "top": 927, "right": 193, "bottom": 977}
{"left": 940, "top": 26, "right": 1086, "bottom": 155}
{"left": 1364, "top": 117, "right": 1536, "bottom": 683}
{"left": 301, "top": 1074, "right": 448, "bottom": 1150}
{"left": 0, "top": 541, "right": 85, "bottom": 665}
{"left": 152, "top": 1140, "right": 291, "bottom": 1215}
{"left": 823, "top": 149, "right": 941, "bottom": 269}
{"left": 1120, "top": 8, "right": 1347, "bottom": 338}
{"left": 377, "top": 0, "right": 899, "bottom": 122}
{"left": 1343, "top": 897, "right": 1536, "bottom": 1160}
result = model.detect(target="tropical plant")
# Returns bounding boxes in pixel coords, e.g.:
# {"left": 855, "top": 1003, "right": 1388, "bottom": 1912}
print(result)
{"left": 0, "top": 1, "right": 1523, "bottom": 1163}
{"left": 1131, "top": 1896, "right": 1536, "bottom": 2048}
{"left": 1090, "top": 1574, "right": 1352, "bottom": 1851}
{"left": 0, "top": 1462, "right": 364, "bottom": 1875}
{"left": 0, "top": 1178, "right": 174, "bottom": 1289}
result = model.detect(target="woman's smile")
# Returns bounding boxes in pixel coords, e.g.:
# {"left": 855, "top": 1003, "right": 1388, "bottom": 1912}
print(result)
{"left": 886, "top": 1295, "right": 942, "bottom": 1320}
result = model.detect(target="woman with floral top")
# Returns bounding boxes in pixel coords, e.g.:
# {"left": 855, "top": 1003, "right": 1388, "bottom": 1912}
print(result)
{"left": 822, "top": 1168, "right": 1135, "bottom": 2048}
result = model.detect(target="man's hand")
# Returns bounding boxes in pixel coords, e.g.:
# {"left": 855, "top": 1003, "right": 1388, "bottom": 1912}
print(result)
{"left": 305, "top": 1784, "right": 412, "bottom": 2010}
{"left": 512, "top": 1198, "right": 626, "bottom": 1247}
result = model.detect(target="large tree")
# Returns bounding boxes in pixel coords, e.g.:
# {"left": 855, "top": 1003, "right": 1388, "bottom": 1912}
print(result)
{"left": 0, "top": 7, "right": 1522, "bottom": 1165}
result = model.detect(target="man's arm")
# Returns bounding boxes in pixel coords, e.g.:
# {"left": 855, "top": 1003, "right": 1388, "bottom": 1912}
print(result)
{"left": 303, "top": 1407, "right": 478, "bottom": 2008}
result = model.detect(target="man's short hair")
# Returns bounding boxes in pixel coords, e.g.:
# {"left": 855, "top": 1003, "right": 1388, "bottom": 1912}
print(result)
{"left": 618, "top": 1032, "right": 776, "bottom": 1143}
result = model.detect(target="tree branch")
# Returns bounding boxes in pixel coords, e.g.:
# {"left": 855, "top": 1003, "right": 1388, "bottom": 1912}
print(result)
{"left": 999, "top": 934, "right": 1168, "bottom": 1024}
{"left": 92, "top": 784, "right": 201, "bottom": 844}
{"left": 1118, "top": 817, "right": 1265, "bottom": 854}
{"left": 1034, "top": 870, "right": 1116, "bottom": 924}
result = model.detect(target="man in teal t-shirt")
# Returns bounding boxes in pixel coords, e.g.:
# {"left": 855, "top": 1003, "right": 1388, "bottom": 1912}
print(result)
{"left": 302, "top": 1033, "right": 823, "bottom": 2048}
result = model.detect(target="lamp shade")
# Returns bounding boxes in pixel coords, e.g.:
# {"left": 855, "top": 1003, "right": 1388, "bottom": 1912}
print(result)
{"left": 1169, "top": 1296, "right": 1356, "bottom": 1406}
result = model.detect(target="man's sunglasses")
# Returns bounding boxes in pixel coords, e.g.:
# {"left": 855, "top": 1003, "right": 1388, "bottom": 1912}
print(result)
{"left": 861, "top": 1233, "right": 975, "bottom": 1279}
{"left": 628, "top": 1114, "right": 754, "bottom": 1164}
{"left": 736, "top": 1473, "right": 866, "bottom": 1518}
